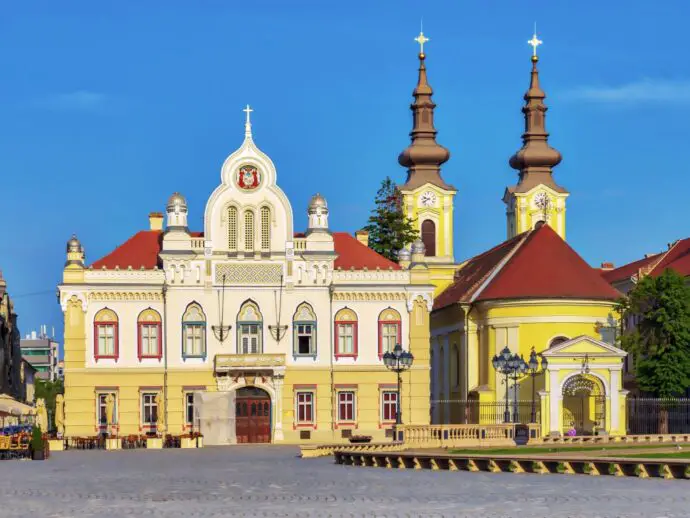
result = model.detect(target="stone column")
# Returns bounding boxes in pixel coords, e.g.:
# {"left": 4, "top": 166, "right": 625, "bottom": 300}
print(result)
{"left": 609, "top": 369, "right": 621, "bottom": 434}
{"left": 548, "top": 369, "right": 561, "bottom": 436}
{"left": 273, "top": 372, "right": 285, "bottom": 442}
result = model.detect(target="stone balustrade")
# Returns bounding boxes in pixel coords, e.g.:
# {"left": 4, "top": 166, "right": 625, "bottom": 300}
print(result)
{"left": 400, "top": 424, "right": 527, "bottom": 448}
{"left": 541, "top": 433, "right": 690, "bottom": 445}
{"left": 301, "top": 442, "right": 404, "bottom": 458}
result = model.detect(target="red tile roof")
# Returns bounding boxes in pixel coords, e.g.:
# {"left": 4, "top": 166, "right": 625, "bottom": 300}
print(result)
{"left": 434, "top": 224, "right": 620, "bottom": 310}
{"left": 91, "top": 231, "right": 163, "bottom": 270}
{"left": 649, "top": 237, "right": 690, "bottom": 278}
{"left": 600, "top": 253, "right": 661, "bottom": 284}
{"left": 90, "top": 230, "right": 399, "bottom": 271}
{"left": 433, "top": 233, "right": 525, "bottom": 309}
{"left": 332, "top": 232, "right": 400, "bottom": 270}
{"left": 600, "top": 237, "right": 690, "bottom": 285}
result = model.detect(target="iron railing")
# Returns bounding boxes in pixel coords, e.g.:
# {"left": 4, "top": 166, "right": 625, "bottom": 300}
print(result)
{"left": 627, "top": 398, "right": 690, "bottom": 434}
{"left": 431, "top": 400, "right": 539, "bottom": 425}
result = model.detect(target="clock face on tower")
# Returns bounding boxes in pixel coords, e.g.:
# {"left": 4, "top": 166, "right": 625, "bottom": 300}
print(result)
{"left": 420, "top": 191, "right": 437, "bottom": 207}
{"left": 534, "top": 191, "right": 550, "bottom": 210}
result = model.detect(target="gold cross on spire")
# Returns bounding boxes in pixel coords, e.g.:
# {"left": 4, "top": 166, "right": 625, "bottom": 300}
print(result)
{"left": 415, "top": 31, "right": 429, "bottom": 55}
{"left": 528, "top": 24, "right": 542, "bottom": 57}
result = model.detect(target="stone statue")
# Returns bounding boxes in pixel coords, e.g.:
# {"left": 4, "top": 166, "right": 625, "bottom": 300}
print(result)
{"left": 55, "top": 394, "right": 65, "bottom": 437}
{"left": 35, "top": 398, "right": 48, "bottom": 433}
{"left": 105, "top": 393, "right": 115, "bottom": 432}
{"left": 155, "top": 392, "right": 166, "bottom": 436}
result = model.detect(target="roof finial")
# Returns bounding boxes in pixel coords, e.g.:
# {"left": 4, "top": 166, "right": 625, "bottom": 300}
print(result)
{"left": 243, "top": 104, "right": 253, "bottom": 138}
{"left": 414, "top": 23, "right": 429, "bottom": 57}
{"left": 528, "top": 23, "right": 542, "bottom": 61}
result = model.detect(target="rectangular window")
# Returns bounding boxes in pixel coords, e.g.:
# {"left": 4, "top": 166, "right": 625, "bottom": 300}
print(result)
{"left": 185, "top": 393, "right": 195, "bottom": 426}
{"left": 142, "top": 393, "right": 158, "bottom": 426}
{"left": 338, "top": 391, "right": 355, "bottom": 422}
{"left": 244, "top": 211, "right": 254, "bottom": 252}
{"left": 228, "top": 207, "right": 237, "bottom": 251}
{"left": 336, "top": 323, "right": 355, "bottom": 355}
{"left": 296, "top": 392, "right": 314, "bottom": 424}
{"left": 381, "top": 391, "right": 398, "bottom": 422}
{"left": 140, "top": 323, "right": 160, "bottom": 357}
{"left": 97, "top": 393, "right": 117, "bottom": 427}
{"left": 183, "top": 324, "right": 205, "bottom": 357}
{"left": 295, "top": 324, "right": 314, "bottom": 355}
{"left": 381, "top": 323, "right": 399, "bottom": 355}
{"left": 97, "top": 324, "right": 115, "bottom": 356}
{"left": 239, "top": 324, "right": 261, "bottom": 354}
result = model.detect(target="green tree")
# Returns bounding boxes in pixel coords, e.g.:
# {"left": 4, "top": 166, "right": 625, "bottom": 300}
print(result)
{"left": 34, "top": 378, "right": 64, "bottom": 430}
{"left": 620, "top": 269, "right": 690, "bottom": 431}
{"left": 363, "top": 177, "right": 418, "bottom": 261}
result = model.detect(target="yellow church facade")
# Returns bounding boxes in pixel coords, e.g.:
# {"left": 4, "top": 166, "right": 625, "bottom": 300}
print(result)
{"left": 397, "top": 32, "right": 628, "bottom": 437}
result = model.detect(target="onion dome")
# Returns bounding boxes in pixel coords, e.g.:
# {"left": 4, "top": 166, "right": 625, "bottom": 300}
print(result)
{"left": 167, "top": 192, "right": 188, "bottom": 213}
{"left": 66, "top": 234, "right": 82, "bottom": 253}
{"left": 411, "top": 239, "right": 426, "bottom": 256}
{"left": 397, "top": 247, "right": 412, "bottom": 262}
{"left": 308, "top": 193, "right": 328, "bottom": 211}
{"left": 398, "top": 34, "right": 454, "bottom": 192}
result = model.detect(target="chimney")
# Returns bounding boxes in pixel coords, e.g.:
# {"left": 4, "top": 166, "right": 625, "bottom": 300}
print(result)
{"left": 600, "top": 262, "right": 615, "bottom": 270}
{"left": 355, "top": 230, "right": 369, "bottom": 247}
{"left": 149, "top": 212, "right": 164, "bottom": 231}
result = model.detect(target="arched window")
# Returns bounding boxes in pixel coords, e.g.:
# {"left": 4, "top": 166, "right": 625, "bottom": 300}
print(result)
{"left": 293, "top": 303, "right": 316, "bottom": 356}
{"left": 237, "top": 301, "right": 263, "bottom": 354}
{"left": 549, "top": 336, "right": 569, "bottom": 348}
{"left": 421, "top": 220, "right": 436, "bottom": 256}
{"left": 182, "top": 303, "right": 206, "bottom": 359}
{"left": 451, "top": 344, "right": 460, "bottom": 388}
{"left": 94, "top": 308, "right": 118, "bottom": 361}
{"left": 378, "top": 308, "right": 402, "bottom": 358}
{"left": 334, "top": 308, "right": 358, "bottom": 359}
{"left": 227, "top": 206, "right": 238, "bottom": 251}
{"left": 244, "top": 211, "right": 254, "bottom": 252}
{"left": 260, "top": 206, "right": 271, "bottom": 251}
{"left": 137, "top": 308, "right": 162, "bottom": 360}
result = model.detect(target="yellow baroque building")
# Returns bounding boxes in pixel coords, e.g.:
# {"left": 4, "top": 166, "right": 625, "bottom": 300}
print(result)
{"left": 58, "top": 110, "right": 435, "bottom": 444}
{"left": 397, "top": 37, "right": 629, "bottom": 436}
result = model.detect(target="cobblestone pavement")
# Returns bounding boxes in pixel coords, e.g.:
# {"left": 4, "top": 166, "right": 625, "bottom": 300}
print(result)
{"left": 0, "top": 446, "right": 687, "bottom": 517}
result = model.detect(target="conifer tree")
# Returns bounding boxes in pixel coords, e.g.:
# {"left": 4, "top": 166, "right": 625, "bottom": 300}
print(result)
{"left": 363, "top": 177, "right": 418, "bottom": 262}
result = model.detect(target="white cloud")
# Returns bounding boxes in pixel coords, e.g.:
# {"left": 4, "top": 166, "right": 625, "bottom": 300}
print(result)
{"left": 35, "top": 90, "right": 106, "bottom": 111}
{"left": 563, "top": 79, "right": 690, "bottom": 104}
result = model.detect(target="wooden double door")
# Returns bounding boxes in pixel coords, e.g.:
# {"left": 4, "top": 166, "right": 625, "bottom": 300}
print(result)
{"left": 235, "top": 387, "right": 271, "bottom": 443}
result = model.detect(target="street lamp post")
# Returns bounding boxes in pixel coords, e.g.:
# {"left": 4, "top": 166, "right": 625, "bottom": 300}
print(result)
{"left": 383, "top": 343, "right": 414, "bottom": 427}
{"left": 492, "top": 346, "right": 529, "bottom": 424}
{"left": 526, "top": 347, "right": 548, "bottom": 423}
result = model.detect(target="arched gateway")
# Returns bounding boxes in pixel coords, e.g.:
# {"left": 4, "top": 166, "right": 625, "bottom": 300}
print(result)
{"left": 562, "top": 374, "right": 606, "bottom": 435}
{"left": 235, "top": 387, "right": 271, "bottom": 443}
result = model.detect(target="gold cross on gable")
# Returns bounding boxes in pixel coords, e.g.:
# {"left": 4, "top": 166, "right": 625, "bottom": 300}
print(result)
{"left": 528, "top": 26, "right": 542, "bottom": 57}
{"left": 414, "top": 31, "right": 429, "bottom": 54}
{"left": 243, "top": 104, "right": 253, "bottom": 124}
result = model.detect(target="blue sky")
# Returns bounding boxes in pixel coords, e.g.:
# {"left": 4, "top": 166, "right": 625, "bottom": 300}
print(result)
{"left": 1, "top": 1, "right": 688, "bottom": 340}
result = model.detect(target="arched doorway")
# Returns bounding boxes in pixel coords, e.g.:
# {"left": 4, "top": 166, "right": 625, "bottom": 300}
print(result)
{"left": 235, "top": 386, "right": 271, "bottom": 443}
{"left": 562, "top": 374, "right": 606, "bottom": 435}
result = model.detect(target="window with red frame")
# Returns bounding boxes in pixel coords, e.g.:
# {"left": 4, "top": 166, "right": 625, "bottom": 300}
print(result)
{"left": 381, "top": 391, "right": 398, "bottom": 422}
{"left": 94, "top": 308, "right": 118, "bottom": 360}
{"left": 338, "top": 391, "right": 355, "bottom": 422}
{"left": 334, "top": 309, "right": 358, "bottom": 358}
{"left": 378, "top": 309, "right": 402, "bottom": 357}
{"left": 138, "top": 309, "right": 162, "bottom": 360}
{"left": 296, "top": 392, "right": 314, "bottom": 424}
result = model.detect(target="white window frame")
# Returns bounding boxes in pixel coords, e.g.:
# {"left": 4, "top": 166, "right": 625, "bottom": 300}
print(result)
{"left": 141, "top": 392, "right": 158, "bottom": 427}
{"left": 337, "top": 390, "right": 356, "bottom": 423}
{"left": 381, "top": 390, "right": 398, "bottom": 423}
{"left": 96, "top": 392, "right": 117, "bottom": 428}
{"left": 295, "top": 391, "right": 315, "bottom": 425}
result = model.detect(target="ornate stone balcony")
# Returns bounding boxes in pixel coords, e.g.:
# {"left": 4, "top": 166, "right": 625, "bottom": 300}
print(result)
{"left": 214, "top": 353, "right": 286, "bottom": 374}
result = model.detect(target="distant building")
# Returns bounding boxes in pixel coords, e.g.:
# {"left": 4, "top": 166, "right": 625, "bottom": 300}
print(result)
{"left": 0, "top": 271, "right": 29, "bottom": 403}
{"left": 20, "top": 326, "right": 60, "bottom": 381}
{"left": 22, "top": 359, "right": 37, "bottom": 403}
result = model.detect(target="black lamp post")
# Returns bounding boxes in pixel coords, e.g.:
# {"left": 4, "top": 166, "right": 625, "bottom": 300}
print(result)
{"left": 492, "top": 346, "right": 528, "bottom": 423}
{"left": 383, "top": 343, "right": 414, "bottom": 426}
{"left": 526, "top": 347, "right": 548, "bottom": 423}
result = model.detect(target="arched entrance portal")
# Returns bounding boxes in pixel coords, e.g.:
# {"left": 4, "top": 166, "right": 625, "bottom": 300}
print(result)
{"left": 235, "top": 387, "right": 271, "bottom": 443}
{"left": 562, "top": 374, "right": 606, "bottom": 435}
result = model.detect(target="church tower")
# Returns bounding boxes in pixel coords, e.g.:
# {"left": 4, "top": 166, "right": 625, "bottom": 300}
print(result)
{"left": 398, "top": 31, "right": 456, "bottom": 268}
{"left": 504, "top": 31, "right": 569, "bottom": 240}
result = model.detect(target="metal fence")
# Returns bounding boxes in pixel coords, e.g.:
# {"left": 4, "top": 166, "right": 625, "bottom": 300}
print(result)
{"left": 627, "top": 398, "right": 690, "bottom": 434}
{"left": 431, "top": 400, "right": 540, "bottom": 425}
